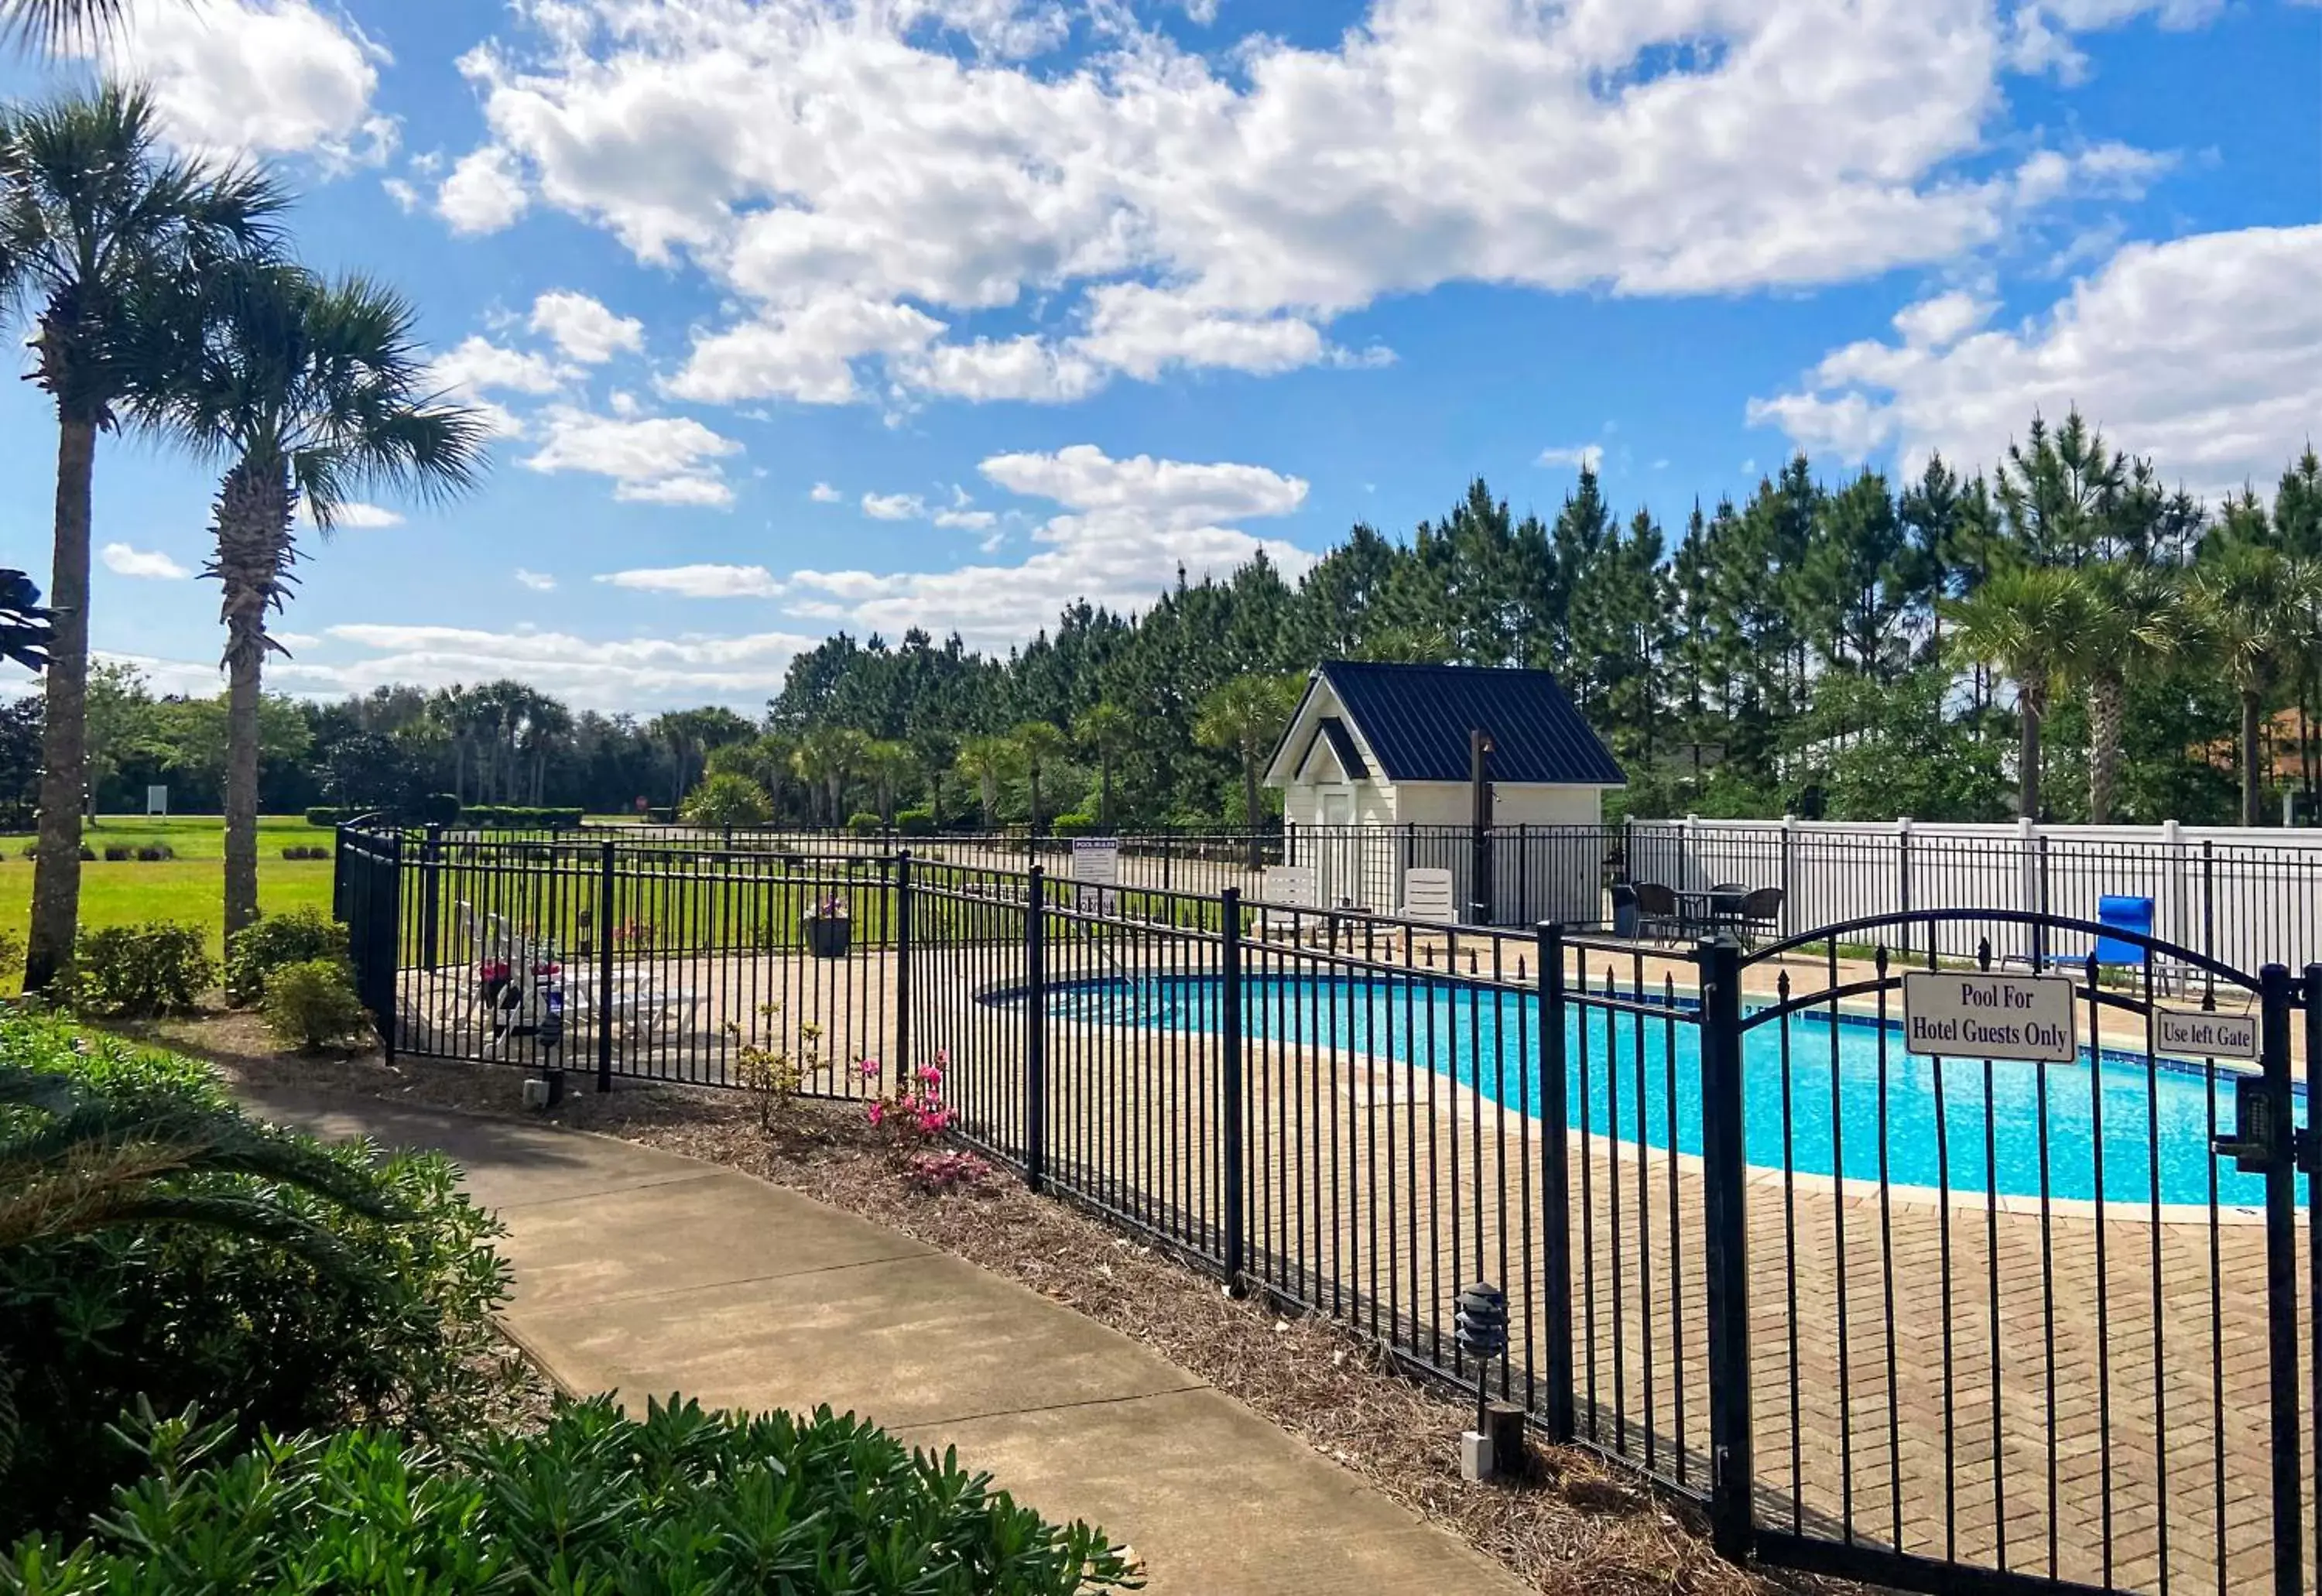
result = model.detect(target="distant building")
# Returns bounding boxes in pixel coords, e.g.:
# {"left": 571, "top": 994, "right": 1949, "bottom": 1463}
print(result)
{"left": 1262, "top": 661, "right": 1625, "bottom": 922}
{"left": 1263, "top": 659, "right": 1625, "bottom": 830}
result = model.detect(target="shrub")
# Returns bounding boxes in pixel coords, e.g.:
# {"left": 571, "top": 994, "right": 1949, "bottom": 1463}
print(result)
{"left": 101, "top": 843, "right": 132, "bottom": 861}
{"left": 279, "top": 844, "right": 330, "bottom": 860}
{"left": 5, "top": 1396, "right": 1139, "bottom": 1592}
{"left": 260, "top": 959, "right": 372, "bottom": 1051}
{"left": 1051, "top": 810, "right": 1098, "bottom": 837}
{"left": 0, "top": 927, "right": 21, "bottom": 980}
{"left": 420, "top": 791, "right": 460, "bottom": 826}
{"left": 680, "top": 772, "right": 773, "bottom": 830}
{"left": 225, "top": 909, "right": 348, "bottom": 1008}
{"left": 68, "top": 923, "right": 215, "bottom": 1016}
{"left": 303, "top": 805, "right": 348, "bottom": 827}
{"left": 894, "top": 805, "right": 937, "bottom": 836}
{"left": 0, "top": 1019, "right": 513, "bottom": 1539}
{"left": 846, "top": 809, "right": 885, "bottom": 834}
{"left": 134, "top": 843, "right": 173, "bottom": 861}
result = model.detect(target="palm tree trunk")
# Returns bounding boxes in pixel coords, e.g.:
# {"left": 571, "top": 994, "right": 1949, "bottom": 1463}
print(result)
{"left": 212, "top": 457, "right": 293, "bottom": 939}
{"left": 224, "top": 647, "right": 263, "bottom": 936}
{"left": 1099, "top": 754, "right": 1113, "bottom": 831}
{"left": 26, "top": 415, "right": 98, "bottom": 992}
{"left": 1029, "top": 767, "right": 1043, "bottom": 837}
{"left": 2086, "top": 675, "right": 2125, "bottom": 826}
{"left": 1242, "top": 755, "right": 1262, "bottom": 868}
{"left": 2242, "top": 689, "right": 2265, "bottom": 827}
{"left": 2018, "top": 685, "right": 2044, "bottom": 820}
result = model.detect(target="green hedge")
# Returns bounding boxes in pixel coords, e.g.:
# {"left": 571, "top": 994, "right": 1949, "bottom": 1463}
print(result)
{"left": 7, "top": 1397, "right": 1140, "bottom": 1592}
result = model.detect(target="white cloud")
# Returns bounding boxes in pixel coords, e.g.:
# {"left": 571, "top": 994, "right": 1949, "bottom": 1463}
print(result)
{"left": 522, "top": 403, "right": 742, "bottom": 508}
{"left": 1536, "top": 444, "right": 1605, "bottom": 472}
{"left": 300, "top": 500, "right": 403, "bottom": 529}
{"left": 596, "top": 564, "right": 783, "bottom": 598}
{"left": 1749, "top": 224, "right": 2322, "bottom": 498}
{"left": 382, "top": 176, "right": 420, "bottom": 212}
{"left": 430, "top": 335, "right": 570, "bottom": 396}
{"left": 932, "top": 508, "right": 998, "bottom": 530}
{"left": 437, "top": 145, "right": 529, "bottom": 234}
{"left": 93, "top": 0, "right": 388, "bottom": 165}
{"left": 529, "top": 290, "right": 646, "bottom": 363}
{"left": 809, "top": 481, "right": 843, "bottom": 503}
{"left": 101, "top": 543, "right": 190, "bottom": 580}
{"left": 447, "top": 0, "right": 2178, "bottom": 409}
{"left": 786, "top": 444, "right": 1310, "bottom": 644}
{"left": 309, "top": 622, "right": 814, "bottom": 707}
{"left": 515, "top": 569, "right": 557, "bottom": 591}
{"left": 1892, "top": 290, "right": 1995, "bottom": 351}
{"left": 861, "top": 491, "right": 927, "bottom": 521}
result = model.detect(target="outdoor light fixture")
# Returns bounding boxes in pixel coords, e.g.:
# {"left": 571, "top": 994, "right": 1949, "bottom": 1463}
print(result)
{"left": 1455, "top": 1280, "right": 1509, "bottom": 1481}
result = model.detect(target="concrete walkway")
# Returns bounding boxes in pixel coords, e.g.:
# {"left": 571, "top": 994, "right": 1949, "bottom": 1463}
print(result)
{"left": 242, "top": 1087, "right": 1525, "bottom": 1596}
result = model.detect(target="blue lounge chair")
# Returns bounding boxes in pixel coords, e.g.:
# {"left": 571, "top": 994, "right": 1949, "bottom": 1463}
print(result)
{"left": 2094, "top": 895, "right": 2185, "bottom": 995}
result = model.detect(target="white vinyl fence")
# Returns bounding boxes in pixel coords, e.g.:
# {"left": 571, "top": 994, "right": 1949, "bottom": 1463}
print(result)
{"left": 1625, "top": 817, "right": 2322, "bottom": 974}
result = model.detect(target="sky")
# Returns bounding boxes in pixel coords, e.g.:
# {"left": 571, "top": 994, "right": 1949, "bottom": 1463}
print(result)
{"left": 0, "top": 0, "right": 2317, "bottom": 714}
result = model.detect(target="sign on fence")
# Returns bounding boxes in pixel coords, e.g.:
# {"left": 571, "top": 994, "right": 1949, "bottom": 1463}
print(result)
{"left": 1901, "top": 971, "right": 2077, "bottom": 1061}
{"left": 2156, "top": 1007, "right": 2260, "bottom": 1060}
{"left": 146, "top": 785, "right": 167, "bottom": 816}
{"left": 1070, "top": 837, "right": 1121, "bottom": 885}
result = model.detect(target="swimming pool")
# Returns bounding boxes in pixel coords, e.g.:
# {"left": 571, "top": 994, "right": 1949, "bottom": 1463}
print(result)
{"left": 1046, "top": 973, "right": 2307, "bottom": 1211}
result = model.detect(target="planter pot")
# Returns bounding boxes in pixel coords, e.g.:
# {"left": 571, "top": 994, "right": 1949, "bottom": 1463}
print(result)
{"left": 805, "top": 917, "right": 852, "bottom": 959}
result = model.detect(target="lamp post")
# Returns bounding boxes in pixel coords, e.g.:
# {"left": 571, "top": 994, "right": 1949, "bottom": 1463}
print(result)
{"left": 1455, "top": 1280, "right": 1512, "bottom": 1481}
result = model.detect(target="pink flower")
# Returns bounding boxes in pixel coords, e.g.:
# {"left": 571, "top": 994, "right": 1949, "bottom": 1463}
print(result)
{"left": 917, "top": 1065, "right": 943, "bottom": 1088}
{"left": 935, "top": 1049, "right": 950, "bottom": 1067}
{"left": 858, "top": 1058, "right": 882, "bottom": 1077}
{"left": 866, "top": 1102, "right": 885, "bottom": 1127}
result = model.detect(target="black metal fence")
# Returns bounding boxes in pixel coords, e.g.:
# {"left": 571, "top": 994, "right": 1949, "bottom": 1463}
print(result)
{"left": 340, "top": 820, "right": 2319, "bottom": 1596}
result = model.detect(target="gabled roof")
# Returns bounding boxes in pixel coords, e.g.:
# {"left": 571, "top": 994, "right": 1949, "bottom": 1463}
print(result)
{"left": 1292, "top": 716, "right": 1368, "bottom": 781}
{"left": 1275, "top": 661, "right": 1625, "bottom": 786}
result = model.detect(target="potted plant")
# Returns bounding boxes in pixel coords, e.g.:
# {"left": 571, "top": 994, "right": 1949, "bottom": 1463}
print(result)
{"left": 803, "top": 890, "right": 851, "bottom": 958}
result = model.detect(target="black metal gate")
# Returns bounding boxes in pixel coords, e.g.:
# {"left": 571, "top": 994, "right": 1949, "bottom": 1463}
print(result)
{"left": 1704, "top": 909, "right": 2315, "bottom": 1596}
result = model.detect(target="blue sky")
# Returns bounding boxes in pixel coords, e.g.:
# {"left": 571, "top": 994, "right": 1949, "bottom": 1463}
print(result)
{"left": 1, "top": 0, "right": 2317, "bottom": 711}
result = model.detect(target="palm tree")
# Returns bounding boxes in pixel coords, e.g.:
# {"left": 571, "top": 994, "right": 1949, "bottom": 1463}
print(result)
{"left": 1941, "top": 568, "right": 2091, "bottom": 820}
{"left": 2071, "top": 563, "right": 2190, "bottom": 825}
{"left": 792, "top": 726, "right": 868, "bottom": 826}
{"left": 863, "top": 739, "right": 916, "bottom": 825}
{"left": 133, "top": 260, "right": 483, "bottom": 933}
{"left": 0, "top": 0, "right": 134, "bottom": 51}
{"left": 1, "top": 85, "right": 284, "bottom": 991}
{"left": 2197, "top": 545, "right": 2315, "bottom": 826}
{"left": 1074, "top": 702, "right": 1133, "bottom": 832}
{"left": 955, "top": 735, "right": 1012, "bottom": 830}
{"left": 1193, "top": 673, "right": 1302, "bottom": 866}
{"left": 1012, "top": 721, "right": 1070, "bottom": 837}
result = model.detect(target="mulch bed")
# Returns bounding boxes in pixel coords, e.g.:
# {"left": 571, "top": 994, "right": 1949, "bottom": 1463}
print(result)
{"left": 141, "top": 1011, "right": 1813, "bottom": 1596}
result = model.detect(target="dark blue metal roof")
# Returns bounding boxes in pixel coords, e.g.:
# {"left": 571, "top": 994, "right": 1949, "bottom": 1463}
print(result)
{"left": 1311, "top": 661, "right": 1625, "bottom": 786}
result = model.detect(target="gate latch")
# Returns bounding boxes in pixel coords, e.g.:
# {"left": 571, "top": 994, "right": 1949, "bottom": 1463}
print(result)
{"left": 2212, "top": 1076, "right": 2286, "bottom": 1175}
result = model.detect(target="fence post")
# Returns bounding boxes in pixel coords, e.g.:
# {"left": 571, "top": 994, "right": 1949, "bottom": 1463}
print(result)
{"left": 1221, "top": 886, "right": 1247, "bottom": 1292}
{"left": 893, "top": 851, "right": 913, "bottom": 1081}
{"left": 2202, "top": 838, "right": 2218, "bottom": 966}
{"left": 1896, "top": 816, "right": 1913, "bottom": 960}
{"left": 1536, "top": 921, "right": 1575, "bottom": 1442}
{"left": 420, "top": 822, "right": 443, "bottom": 971}
{"left": 1697, "top": 933, "right": 1755, "bottom": 1562}
{"left": 332, "top": 822, "right": 349, "bottom": 921}
{"left": 595, "top": 839, "right": 616, "bottom": 1094}
{"left": 1778, "top": 813, "right": 1796, "bottom": 938}
{"left": 2255, "top": 964, "right": 2306, "bottom": 1596}
{"left": 1025, "top": 865, "right": 1047, "bottom": 1194}
{"left": 375, "top": 833, "right": 402, "bottom": 1064}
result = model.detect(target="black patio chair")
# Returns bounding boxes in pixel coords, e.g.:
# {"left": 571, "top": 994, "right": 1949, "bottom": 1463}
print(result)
{"left": 1737, "top": 885, "right": 1785, "bottom": 948}
{"left": 1633, "top": 881, "right": 1683, "bottom": 944}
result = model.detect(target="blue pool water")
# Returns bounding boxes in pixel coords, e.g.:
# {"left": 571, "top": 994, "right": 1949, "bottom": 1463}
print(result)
{"left": 1047, "top": 974, "right": 2308, "bottom": 1210}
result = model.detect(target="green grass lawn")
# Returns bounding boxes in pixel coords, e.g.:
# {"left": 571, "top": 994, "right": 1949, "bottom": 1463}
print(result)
{"left": 2, "top": 815, "right": 337, "bottom": 967}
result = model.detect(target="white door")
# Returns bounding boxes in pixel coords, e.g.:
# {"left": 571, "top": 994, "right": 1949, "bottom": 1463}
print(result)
{"left": 1319, "top": 789, "right": 1356, "bottom": 906}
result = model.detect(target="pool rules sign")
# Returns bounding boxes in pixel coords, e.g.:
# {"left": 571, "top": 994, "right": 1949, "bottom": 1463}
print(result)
{"left": 1902, "top": 972, "right": 2077, "bottom": 1062}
